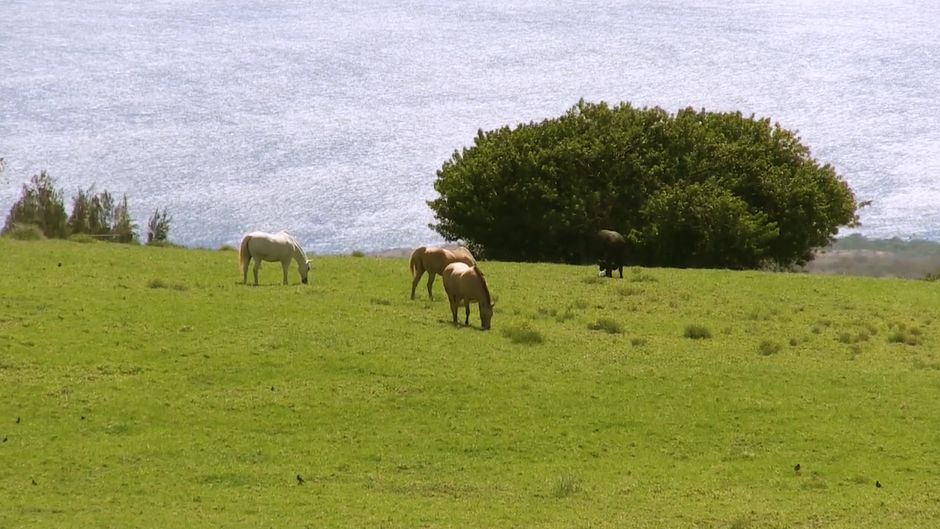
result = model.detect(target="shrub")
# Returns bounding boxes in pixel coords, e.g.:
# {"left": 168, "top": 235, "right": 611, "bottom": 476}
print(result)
{"left": 351, "top": 250, "right": 365, "bottom": 257}
{"left": 429, "top": 100, "right": 857, "bottom": 267}
{"left": 68, "top": 187, "right": 114, "bottom": 237}
{"left": 2, "top": 171, "right": 68, "bottom": 238}
{"left": 146, "top": 208, "right": 172, "bottom": 245}
{"left": 684, "top": 325, "right": 712, "bottom": 339}
{"left": 111, "top": 194, "right": 138, "bottom": 244}
{"left": 3, "top": 223, "right": 46, "bottom": 241}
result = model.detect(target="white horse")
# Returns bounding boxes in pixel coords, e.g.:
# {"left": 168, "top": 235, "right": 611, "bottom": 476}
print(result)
{"left": 238, "top": 231, "right": 311, "bottom": 285}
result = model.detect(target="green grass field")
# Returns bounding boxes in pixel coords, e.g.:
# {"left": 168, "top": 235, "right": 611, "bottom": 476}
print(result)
{"left": 2, "top": 239, "right": 939, "bottom": 528}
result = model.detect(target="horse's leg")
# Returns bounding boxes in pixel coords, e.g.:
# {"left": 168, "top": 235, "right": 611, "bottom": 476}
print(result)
{"left": 449, "top": 296, "right": 459, "bottom": 325}
{"left": 253, "top": 260, "right": 261, "bottom": 286}
{"left": 618, "top": 264, "right": 623, "bottom": 278}
{"left": 281, "top": 261, "right": 289, "bottom": 285}
{"left": 243, "top": 255, "right": 250, "bottom": 284}
{"left": 411, "top": 270, "right": 423, "bottom": 300}
{"left": 464, "top": 302, "right": 470, "bottom": 326}
{"left": 426, "top": 272, "right": 436, "bottom": 300}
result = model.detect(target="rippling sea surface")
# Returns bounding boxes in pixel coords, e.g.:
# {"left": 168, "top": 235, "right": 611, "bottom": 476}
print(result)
{"left": 2, "top": 1, "right": 938, "bottom": 252}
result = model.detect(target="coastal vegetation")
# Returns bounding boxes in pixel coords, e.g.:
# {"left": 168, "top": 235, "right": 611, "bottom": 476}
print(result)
{"left": 430, "top": 100, "right": 858, "bottom": 268}
{"left": 2, "top": 171, "right": 169, "bottom": 245}
{"left": 2, "top": 238, "right": 939, "bottom": 528}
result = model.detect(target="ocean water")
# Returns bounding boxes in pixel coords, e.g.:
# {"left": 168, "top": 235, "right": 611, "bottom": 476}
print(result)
{"left": 2, "top": 0, "right": 938, "bottom": 252}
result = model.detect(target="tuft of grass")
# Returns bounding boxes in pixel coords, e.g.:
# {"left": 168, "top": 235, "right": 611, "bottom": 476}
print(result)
{"left": 351, "top": 250, "right": 365, "bottom": 258}
{"left": 217, "top": 244, "right": 236, "bottom": 252}
{"left": 370, "top": 297, "right": 391, "bottom": 306}
{"left": 684, "top": 324, "right": 712, "bottom": 340}
{"left": 551, "top": 474, "right": 581, "bottom": 498}
{"left": 887, "top": 327, "right": 924, "bottom": 346}
{"left": 503, "top": 322, "right": 544, "bottom": 345}
{"left": 758, "top": 340, "right": 782, "bottom": 356}
{"left": 588, "top": 318, "right": 622, "bottom": 334}
{"left": 146, "top": 239, "right": 181, "bottom": 248}
{"left": 148, "top": 278, "right": 187, "bottom": 291}
{"left": 581, "top": 275, "right": 604, "bottom": 285}
{"left": 617, "top": 286, "right": 642, "bottom": 297}
{"left": 68, "top": 233, "right": 97, "bottom": 244}
{"left": 630, "top": 337, "right": 647, "bottom": 347}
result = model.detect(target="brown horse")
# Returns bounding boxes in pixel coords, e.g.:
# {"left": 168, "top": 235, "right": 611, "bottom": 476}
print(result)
{"left": 409, "top": 245, "right": 476, "bottom": 300}
{"left": 442, "top": 262, "right": 494, "bottom": 330}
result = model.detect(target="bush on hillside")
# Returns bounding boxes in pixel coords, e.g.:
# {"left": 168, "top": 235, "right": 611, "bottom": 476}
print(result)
{"left": 146, "top": 207, "right": 172, "bottom": 245}
{"left": 3, "top": 222, "right": 46, "bottom": 241}
{"left": 429, "top": 100, "right": 858, "bottom": 268}
{"left": 68, "top": 187, "right": 115, "bottom": 238}
{"left": 111, "top": 194, "right": 138, "bottom": 243}
{"left": 2, "top": 171, "right": 68, "bottom": 238}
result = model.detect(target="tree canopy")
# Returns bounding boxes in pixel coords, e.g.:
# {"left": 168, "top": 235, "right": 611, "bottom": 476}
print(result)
{"left": 428, "top": 100, "right": 859, "bottom": 268}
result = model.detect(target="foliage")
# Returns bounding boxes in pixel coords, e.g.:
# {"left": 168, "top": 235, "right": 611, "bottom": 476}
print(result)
{"left": 68, "top": 187, "right": 114, "bottom": 238}
{"left": 429, "top": 100, "right": 858, "bottom": 267}
{"left": 111, "top": 194, "right": 138, "bottom": 243}
{"left": 3, "top": 240, "right": 940, "bottom": 528}
{"left": 146, "top": 207, "right": 172, "bottom": 245}
{"left": 2, "top": 222, "right": 46, "bottom": 240}
{"left": 2, "top": 170, "right": 68, "bottom": 238}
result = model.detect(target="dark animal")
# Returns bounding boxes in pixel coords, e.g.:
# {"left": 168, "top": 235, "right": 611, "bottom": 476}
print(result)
{"left": 595, "top": 229, "right": 626, "bottom": 278}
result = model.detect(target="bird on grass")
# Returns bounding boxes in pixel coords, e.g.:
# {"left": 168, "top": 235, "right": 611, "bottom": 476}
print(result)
{"left": 876, "top": 481, "right": 882, "bottom": 488}
{"left": 794, "top": 463, "right": 801, "bottom": 473}
{"left": 296, "top": 474, "right": 305, "bottom": 485}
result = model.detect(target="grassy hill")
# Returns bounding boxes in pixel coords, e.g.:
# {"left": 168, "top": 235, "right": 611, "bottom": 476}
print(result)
{"left": 2, "top": 239, "right": 939, "bottom": 528}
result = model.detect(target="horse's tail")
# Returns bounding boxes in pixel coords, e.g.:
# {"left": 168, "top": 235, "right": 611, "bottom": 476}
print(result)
{"left": 409, "top": 246, "right": 425, "bottom": 278}
{"left": 239, "top": 235, "right": 251, "bottom": 275}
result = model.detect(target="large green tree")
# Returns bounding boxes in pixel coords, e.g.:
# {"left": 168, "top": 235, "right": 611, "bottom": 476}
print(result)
{"left": 429, "top": 101, "right": 858, "bottom": 268}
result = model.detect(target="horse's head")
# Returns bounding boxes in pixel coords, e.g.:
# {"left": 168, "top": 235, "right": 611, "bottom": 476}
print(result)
{"left": 480, "top": 299, "right": 495, "bottom": 330}
{"left": 300, "top": 260, "right": 311, "bottom": 284}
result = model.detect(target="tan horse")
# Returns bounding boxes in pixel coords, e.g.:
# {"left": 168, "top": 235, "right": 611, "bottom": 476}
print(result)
{"left": 239, "top": 231, "right": 311, "bottom": 285}
{"left": 442, "top": 262, "right": 494, "bottom": 330}
{"left": 409, "top": 245, "right": 476, "bottom": 300}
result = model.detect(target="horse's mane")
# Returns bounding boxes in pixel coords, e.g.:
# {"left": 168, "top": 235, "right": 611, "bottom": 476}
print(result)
{"left": 280, "top": 232, "right": 307, "bottom": 258}
{"left": 474, "top": 266, "right": 492, "bottom": 306}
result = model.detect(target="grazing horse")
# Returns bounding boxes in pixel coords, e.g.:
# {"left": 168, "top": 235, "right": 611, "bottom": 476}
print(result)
{"left": 239, "top": 231, "right": 311, "bottom": 285}
{"left": 596, "top": 229, "right": 626, "bottom": 278}
{"left": 442, "top": 262, "right": 494, "bottom": 330}
{"left": 409, "top": 245, "right": 476, "bottom": 300}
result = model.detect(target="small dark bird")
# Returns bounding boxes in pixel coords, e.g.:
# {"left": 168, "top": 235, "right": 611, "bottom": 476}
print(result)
{"left": 876, "top": 481, "right": 882, "bottom": 488}
{"left": 271, "top": 386, "right": 275, "bottom": 391}
{"left": 2, "top": 436, "right": 7, "bottom": 443}
{"left": 57, "top": 262, "right": 62, "bottom": 267}
{"left": 296, "top": 474, "right": 305, "bottom": 485}
{"left": 81, "top": 416, "right": 85, "bottom": 421}
{"left": 794, "top": 464, "right": 801, "bottom": 472}
{"left": 16, "top": 417, "right": 20, "bottom": 424}
{"left": 31, "top": 478, "right": 37, "bottom": 486}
